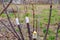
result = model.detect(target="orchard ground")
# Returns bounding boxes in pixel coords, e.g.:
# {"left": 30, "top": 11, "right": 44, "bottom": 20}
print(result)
{"left": 0, "top": 4, "right": 60, "bottom": 40}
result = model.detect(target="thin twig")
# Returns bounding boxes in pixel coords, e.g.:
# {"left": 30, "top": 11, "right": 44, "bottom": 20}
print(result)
{"left": 0, "top": 0, "right": 12, "bottom": 16}
{"left": 0, "top": 20, "right": 17, "bottom": 38}
{"left": 43, "top": 0, "right": 52, "bottom": 40}
{"left": 55, "top": 23, "right": 60, "bottom": 40}
{"left": 2, "top": 0, "right": 21, "bottom": 40}
{"left": 32, "top": 3, "right": 35, "bottom": 31}
{"left": 36, "top": 19, "right": 37, "bottom": 32}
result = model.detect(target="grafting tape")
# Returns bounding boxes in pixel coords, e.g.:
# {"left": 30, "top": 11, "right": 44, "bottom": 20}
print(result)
{"left": 16, "top": 18, "right": 20, "bottom": 25}
{"left": 25, "top": 17, "right": 29, "bottom": 23}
